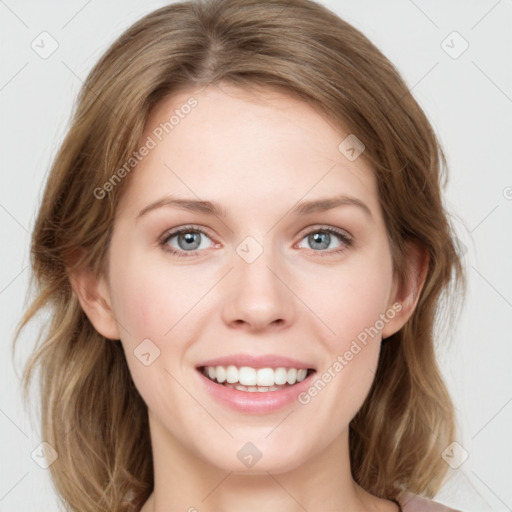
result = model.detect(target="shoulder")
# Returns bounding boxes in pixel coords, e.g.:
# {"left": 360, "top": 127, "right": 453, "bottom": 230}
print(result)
{"left": 399, "top": 492, "right": 463, "bottom": 512}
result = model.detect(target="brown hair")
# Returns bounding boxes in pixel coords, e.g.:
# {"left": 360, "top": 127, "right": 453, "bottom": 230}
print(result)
{"left": 13, "top": 0, "right": 465, "bottom": 510}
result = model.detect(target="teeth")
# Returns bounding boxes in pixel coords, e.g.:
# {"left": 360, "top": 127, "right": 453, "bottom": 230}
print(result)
{"left": 201, "top": 365, "right": 311, "bottom": 387}
{"left": 216, "top": 366, "right": 226, "bottom": 383}
{"left": 224, "top": 383, "right": 286, "bottom": 392}
{"left": 287, "top": 368, "right": 297, "bottom": 385}
{"left": 274, "top": 367, "right": 288, "bottom": 385}
{"left": 297, "top": 368, "right": 307, "bottom": 381}
{"left": 256, "top": 368, "right": 274, "bottom": 387}
{"left": 239, "top": 367, "right": 257, "bottom": 386}
{"left": 226, "top": 365, "right": 238, "bottom": 384}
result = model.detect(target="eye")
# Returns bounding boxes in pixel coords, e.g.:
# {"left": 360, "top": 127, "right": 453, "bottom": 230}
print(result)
{"left": 159, "top": 224, "right": 353, "bottom": 258}
{"left": 296, "top": 226, "right": 353, "bottom": 255}
{"left": 160, "top": 225, "right": 215, "bottom": 257}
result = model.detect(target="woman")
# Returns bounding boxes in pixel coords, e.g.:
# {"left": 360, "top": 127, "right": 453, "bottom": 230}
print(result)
{"left": 15, "top": 0, "right": 465, "bottom": 510}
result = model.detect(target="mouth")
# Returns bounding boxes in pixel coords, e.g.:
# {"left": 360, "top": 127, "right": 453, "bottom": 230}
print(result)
{"left": 195, "top": 354, "right": 317, "bottom": 413}
{"left": 198, "top": 365, "right": 316, "bottom": 392}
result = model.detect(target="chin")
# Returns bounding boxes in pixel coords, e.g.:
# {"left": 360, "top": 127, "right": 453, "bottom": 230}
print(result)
{"left": 193, "top": 434, "right": 312, "bottom": 475}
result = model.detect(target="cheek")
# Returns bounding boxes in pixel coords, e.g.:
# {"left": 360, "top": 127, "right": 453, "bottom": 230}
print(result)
{"left": 300, "top": 250, "right": 393, "bottom": 408}
{"left": 313, "top": 254, "right": 393, "bottom": 406}
{"left": 106, "top": 251, "right": 201, "bottom": 413}
{"left": 108, "top": 246, "right": 211, "bottom": 344}
{"left": 307, "top": 254, "right": 394, "bottom": 353}
{"left": 106, "top": 246, "right": 221, "bottom": 400}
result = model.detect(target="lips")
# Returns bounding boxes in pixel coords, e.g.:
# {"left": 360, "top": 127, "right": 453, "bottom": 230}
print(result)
{"left": 195, "top": 354, "right": 316, "bottom": 413}
{"left": 197, "top": 354, "right": 314, "bottom": 371}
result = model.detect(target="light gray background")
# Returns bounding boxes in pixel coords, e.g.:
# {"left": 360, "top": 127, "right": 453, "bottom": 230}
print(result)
{"left": 1, "top": 0, "right": 511, "bottom": 510}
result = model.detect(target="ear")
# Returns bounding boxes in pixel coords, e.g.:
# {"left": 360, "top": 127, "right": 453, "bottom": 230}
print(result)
{"left": 69, "top": 268, "right": 120, "bottom": 340}
{"left": 382, "top": 241, "right": 429, "bottom": 339}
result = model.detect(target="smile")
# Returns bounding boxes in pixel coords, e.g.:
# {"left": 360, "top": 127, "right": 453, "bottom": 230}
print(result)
{"left": 200, "top": 365, "right": 315, "bottom": 392}
{"left": 195, "top": 355, "right": 317, "bottom": 414}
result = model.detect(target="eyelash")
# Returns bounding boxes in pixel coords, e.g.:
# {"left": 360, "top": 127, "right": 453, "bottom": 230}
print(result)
{"left": 159, "top": 224, "right": 353, "bottom": 258}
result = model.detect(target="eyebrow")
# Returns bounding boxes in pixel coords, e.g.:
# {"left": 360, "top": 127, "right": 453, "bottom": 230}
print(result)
{"left": 137, "top": 194, "right": 373, "bottom": 219}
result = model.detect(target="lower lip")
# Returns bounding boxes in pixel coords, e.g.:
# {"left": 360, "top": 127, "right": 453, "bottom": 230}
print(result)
{"left": 196, "top": 369, "right": 316, "bottom": 414}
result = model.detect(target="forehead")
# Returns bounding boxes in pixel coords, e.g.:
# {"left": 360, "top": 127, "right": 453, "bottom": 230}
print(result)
{"left": 117, "top": 83, "right": 379, "bottom": 220}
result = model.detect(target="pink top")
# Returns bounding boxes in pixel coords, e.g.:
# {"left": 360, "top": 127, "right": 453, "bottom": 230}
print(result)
{"left": 398, "top": 492, "right": 462, "bottom": 511}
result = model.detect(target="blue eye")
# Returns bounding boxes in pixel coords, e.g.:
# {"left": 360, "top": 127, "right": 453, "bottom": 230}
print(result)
{"left": 297, "top": 227, "right": 353, "bottom": 255}
{"left": 159, "top": 225, "right": 353, "bottom": 258}
{"left": 160, "top": 226, "right": 214, "bottom": 257}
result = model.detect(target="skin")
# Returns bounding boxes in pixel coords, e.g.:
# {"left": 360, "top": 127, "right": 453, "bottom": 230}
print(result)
{"left": 74, "top": 82, "right": 427, "bottom": 512}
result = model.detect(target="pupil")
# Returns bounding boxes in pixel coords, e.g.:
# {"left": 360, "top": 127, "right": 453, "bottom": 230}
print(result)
{"left": 180, "top": 232, "right": 200, "bottom": 250}
{"left": 310, "top": 232, "right": 329, "bottom": 250}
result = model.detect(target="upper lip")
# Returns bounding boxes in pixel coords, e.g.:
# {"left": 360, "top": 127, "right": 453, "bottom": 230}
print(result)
{"left": 196, "top": 354, "right": 316, "bottom": 370}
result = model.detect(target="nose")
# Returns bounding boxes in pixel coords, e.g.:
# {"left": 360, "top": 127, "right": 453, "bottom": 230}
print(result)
{"left": 221, "top": 243, "right": 297, "bottom": 333}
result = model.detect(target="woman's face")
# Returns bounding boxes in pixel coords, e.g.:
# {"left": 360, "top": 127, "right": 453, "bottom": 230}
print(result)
{"left": 96, "top": 83, "right": 406, "bottom": 473}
